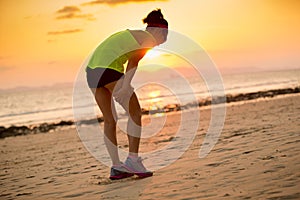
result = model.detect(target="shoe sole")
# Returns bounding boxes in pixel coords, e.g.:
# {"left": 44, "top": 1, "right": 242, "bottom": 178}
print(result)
{"left": 134, "top": 172, "right": 153, "bottom": 178}
{"left": 122, "top": 165, "right": 153, "bottom": 178}
{"left": 109, "top": 173, "right": 134, "bottom": 180}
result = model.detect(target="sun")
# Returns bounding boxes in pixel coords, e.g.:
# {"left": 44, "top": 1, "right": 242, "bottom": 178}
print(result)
{"left": 144, "top": 49, "right": 163, "bottom": 59}
{"left": 148, "top": 90, "right": 161, "bottom": 99}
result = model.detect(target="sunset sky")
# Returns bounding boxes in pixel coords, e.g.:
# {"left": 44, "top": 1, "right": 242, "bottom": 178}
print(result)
{"left": 0, "top": 0, "right": 299, "bottom": 89}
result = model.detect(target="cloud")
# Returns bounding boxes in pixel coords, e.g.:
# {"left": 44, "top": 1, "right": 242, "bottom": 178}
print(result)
{"left": 0, "top": 66, "right": 14, "bottom": 72}
{"left": 55, "top": 5, "right": 95, "bottom": 21}
{"left": 48, "top": 29, "right": 83, "bottom": 35}
{"left": 0, "top": 56, "right": 7, "bottom": 60}
{"left": 24, "top": 16, "right": 32, "bottom": 20}
{"left": 56, "top": 13, "right": 95, "bottom": 20}
{"left": 56, "top": 6, "right": 81, "bottom": 14}
{"left": 47, "top": 39, "right": 57, "bottom": 43}
{"left": 48, "top": 61, "right": 58, "bottom": 65}
{"left": 82, "top": 0, "right": 169, "bottom": 6}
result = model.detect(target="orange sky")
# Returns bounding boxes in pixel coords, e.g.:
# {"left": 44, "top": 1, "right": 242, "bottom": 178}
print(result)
{"left": 0, "top": 0, "right": 299, "bottom": 89}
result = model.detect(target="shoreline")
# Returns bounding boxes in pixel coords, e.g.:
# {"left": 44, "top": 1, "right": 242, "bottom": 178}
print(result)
{"left": 0, "top": 86, "right": 299, "bottom": 139}
{"left": 1, "top": 91, "right": 299, "bottom": 199}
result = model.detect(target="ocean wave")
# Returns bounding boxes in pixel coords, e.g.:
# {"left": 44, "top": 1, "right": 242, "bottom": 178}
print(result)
{"left": 0, "top": 106, "right": 73, "bottom": 119}
{"left": 1, "top": 86, "right": 299, "bottom": 139}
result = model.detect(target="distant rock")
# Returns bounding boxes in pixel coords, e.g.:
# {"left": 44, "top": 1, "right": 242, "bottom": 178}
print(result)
{"left": 0, "top": 86, "right": 299, "bottom": 139}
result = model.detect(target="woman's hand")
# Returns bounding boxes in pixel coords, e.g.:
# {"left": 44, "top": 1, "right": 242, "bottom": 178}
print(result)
{"left": 113, "top": 81, "right": 134, "bottom": 110}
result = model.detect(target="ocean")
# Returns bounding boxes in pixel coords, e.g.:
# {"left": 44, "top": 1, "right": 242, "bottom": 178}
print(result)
{"left": 0, "top": 69, "right": 299, "bottom": 127}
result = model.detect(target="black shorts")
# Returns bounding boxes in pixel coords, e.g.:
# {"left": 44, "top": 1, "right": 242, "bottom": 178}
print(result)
{"left": 86, "top": 67, "right": 124, "bottom": 88}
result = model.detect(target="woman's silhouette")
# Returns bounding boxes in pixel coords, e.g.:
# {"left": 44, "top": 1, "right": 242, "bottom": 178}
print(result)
{"left": 86, "top": 9, "right": 168, "bottom": 180}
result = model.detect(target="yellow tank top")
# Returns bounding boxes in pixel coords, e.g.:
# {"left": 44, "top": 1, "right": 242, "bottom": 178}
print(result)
{"left": 87, "top": 30, "right": 141, "bottom": 73}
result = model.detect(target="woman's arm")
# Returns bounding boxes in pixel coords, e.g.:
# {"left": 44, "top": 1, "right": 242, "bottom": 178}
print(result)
{"left": 121, "top": 48, "right": 148, "bottom": 89}
{"left": 113, "top": 49, "right": 148, "bottom": 106}
{"left": 121, "top": 35, "right": 155, "bottom": 88}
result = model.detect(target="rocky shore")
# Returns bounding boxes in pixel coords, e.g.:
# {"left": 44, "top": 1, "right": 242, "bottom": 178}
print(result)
{"left": 0, "top": 121, "right": 74, "bottom": 139}
{"left": 1, "top": 86, "right": 299, "bottom": 139}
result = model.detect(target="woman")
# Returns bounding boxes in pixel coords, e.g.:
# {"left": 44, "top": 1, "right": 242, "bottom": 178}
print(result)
{"left": 86, "top": 9, "right": 168, "bottom": 180}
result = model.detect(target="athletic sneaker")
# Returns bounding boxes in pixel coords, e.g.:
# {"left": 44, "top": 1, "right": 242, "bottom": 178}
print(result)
{"left": 109, "top": 164, "right": 134, "bottom": 180}
{"left": 124, "top": 156, "right": 153, "bottom": 178}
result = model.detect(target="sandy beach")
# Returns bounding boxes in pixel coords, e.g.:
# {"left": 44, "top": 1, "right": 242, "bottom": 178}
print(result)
{"left": 1, "top": 94, "right": 299, "bottom": 200}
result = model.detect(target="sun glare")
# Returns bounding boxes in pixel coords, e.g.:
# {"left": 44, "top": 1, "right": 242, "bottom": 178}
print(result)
{"left": 144, "top": 49, "right": 163, "bottom": 59}
{"left": 147, "top": 90, "right": 163, "bottom": 114}
{"left": 148, "top": 90, "right": 161, "bottom": 98}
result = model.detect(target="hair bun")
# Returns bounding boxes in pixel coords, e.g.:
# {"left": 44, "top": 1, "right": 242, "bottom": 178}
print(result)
{"left": 143, "top": 9, "right": 165, "bottom": 24}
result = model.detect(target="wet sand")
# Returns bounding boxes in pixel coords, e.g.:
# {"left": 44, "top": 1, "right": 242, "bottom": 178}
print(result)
{"left": 1, "top": 94, "right": 300, "bottom": 199}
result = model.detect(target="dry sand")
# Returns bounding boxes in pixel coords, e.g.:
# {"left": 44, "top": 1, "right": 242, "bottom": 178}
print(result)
{"left": 1, "top": 94, "right": 299, "bottom": 200}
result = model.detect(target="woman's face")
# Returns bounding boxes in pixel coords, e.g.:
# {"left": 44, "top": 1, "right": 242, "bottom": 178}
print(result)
{"left": 157, "top": 28, "right": 168, "bottom": 45}
{"left": 152, "top": 28, "right": 168, "bottom": 45}
{"left": 161, "top": 28, "right": 168, "bottom": 44}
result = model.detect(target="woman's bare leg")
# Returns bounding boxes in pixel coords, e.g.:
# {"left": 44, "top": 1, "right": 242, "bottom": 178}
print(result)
{"left": 127, "top": 93, "right": 142, "bottom": 156}
{"left": 92, "top": 87, "right": 120, "bottom": 165}
{"left": 104, "top": 82, "right": 142, "bottom": 157}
